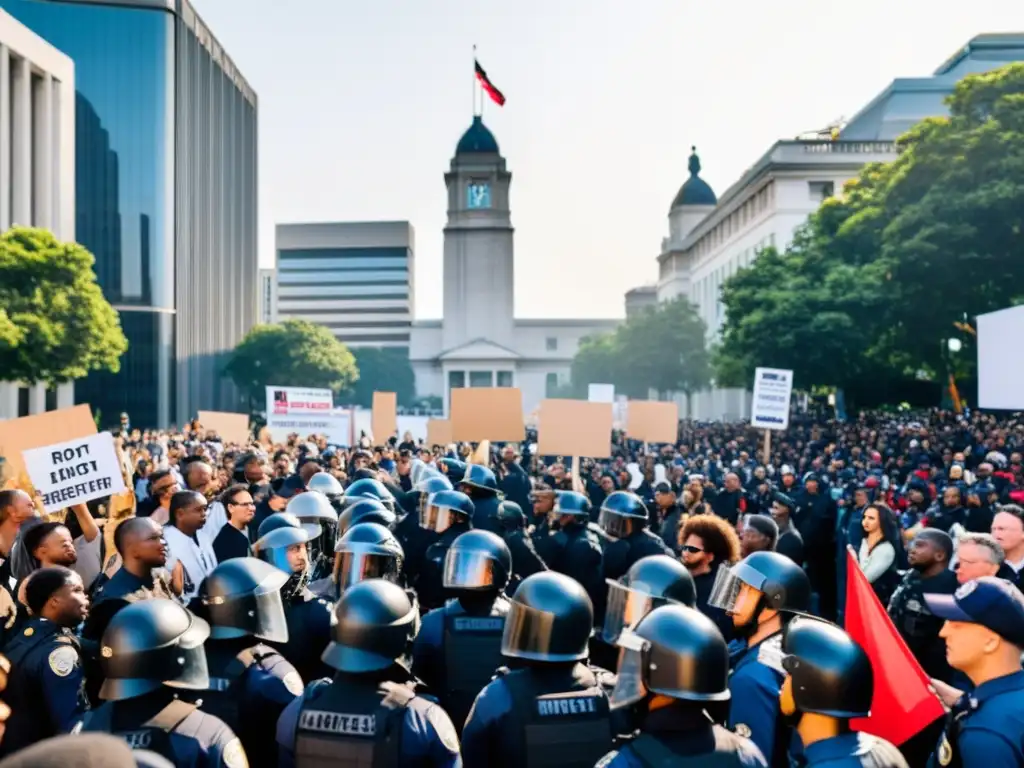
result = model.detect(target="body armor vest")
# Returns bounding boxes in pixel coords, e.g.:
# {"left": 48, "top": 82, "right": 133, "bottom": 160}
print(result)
{"left": 627, "top": 726, "right": 754, "bottom": 767}
{"left": 85, "top": 699, "right": 200, "bottom": 764}
{"left": 294, "top": 680, "right": 413, "bottom": 768}
{"left": 197, "top": 646, "right": 260, "bottom": 730}
{"left": 441, "top": 599, "right": 508, "bottom": 732}
{"left": 501, "top": 665, "right": 614, "bottom": 768}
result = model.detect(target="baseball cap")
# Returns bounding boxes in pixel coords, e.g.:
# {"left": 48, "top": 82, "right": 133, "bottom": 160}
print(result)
{"left": 924, "top": 576, "right": 1024, "bottom": 647}
{"left": 653, "top": 481, "right": 674, "bottom": 495}
{"left": 273, "top": 474, "right": 307, "bottom": 500}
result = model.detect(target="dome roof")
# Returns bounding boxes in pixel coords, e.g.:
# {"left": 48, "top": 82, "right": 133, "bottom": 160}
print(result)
{"left": 671, "top": 147, "right": 717, "bottom": 209}
{"left": 456, "top": 116, "right": 500, "bottom": 155}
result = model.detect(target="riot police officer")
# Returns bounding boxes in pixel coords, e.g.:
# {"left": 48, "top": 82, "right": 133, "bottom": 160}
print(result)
{"left": 0, "top": 567, "right": 90, "bottom": 757}
{"left": 344, "top": 477, "right": 397, "bottom": 513}
{"left": 439, "top": 458, "right": 467, "bottom": 485}
{"left": 413, "top": 529, "right": 513, "bottom": 733}
{"left": 459, "top": 464, "right": 504, "bottom": 535}
{"left": 336, "top": 497, "right": 397, "bottom": 539}
{"left": 414, "top": 490, "right": 475, "bottom": 612}
{"left": 395, "top": 473, "right": 452, "bottom": 586}
{"left": 329, "top": 522, "right": 404, "bottom": 599}
{"left": 254, "top": 513, "right": 333, "bottom": 683}
{"left": 79, "top": 598, "right": 248, "bottom": 767}
{"left": 306, "top": 472, "right": 345, "bottom": 515}
{"left": 595, "top": 604, "right": 768, "bottom": 767}
{"left": 285, "top": 491, "right": 339, "bottom": 582}
{"left": 709, "top": 550, "right": 812, "bottom": 766}
{"left": 461, "top": 571, "right": 615, "bottom": 768}
{"left": 275, "top": 579, "right": 461, "bottom": 767}
{"left": 599, "top": 491, "right": 672, "bottom": 602}
{"left": 193, "top": 557, "right": 305, "bottom": 768}
{"left": 544, "top": 492, "right": 605, "bottom": 615}
{"left": 591, "top": 554, "right": 696, "bottom": 672}
{"left": 780, "top": 617, "right": 908, "bottom": 767}
{"left": 495, "top": 500, "right": 547, "bottom": 595}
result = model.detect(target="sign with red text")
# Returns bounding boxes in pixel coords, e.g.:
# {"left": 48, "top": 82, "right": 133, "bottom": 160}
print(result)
{"left": 266, "top": 386, "right": 333, "bottom": 416}
{"left": 23, "top": 431, "right": 126, "bottom": 512}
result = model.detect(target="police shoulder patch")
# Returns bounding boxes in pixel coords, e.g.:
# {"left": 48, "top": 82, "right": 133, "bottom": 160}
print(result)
{"left": 222, "top": 737, "right": 249, "bottom": 768}
{"left": 756, "top": 634, "right": 786, "bottom": 675}
{"left": 426, "top": 702, "right": 460, "bottom": 753}
{"left": 48, "top": 646, "right": 78, "bottom": 677}
{"left": 282, "top": 671, "right": 304, "bottom": 697}
{"left": 735, "top": 723, "right": 753, "bottom": 739}
{"left": 594, "top": 750, "right": 619, "bottom": 768}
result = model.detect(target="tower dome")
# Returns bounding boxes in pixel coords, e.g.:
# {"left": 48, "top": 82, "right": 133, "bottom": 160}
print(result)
{"left": 455, "top": 115, "right": 500, "bottom": 155}
{"left": 670, "top": 146, "right": 717, "bottom": 210}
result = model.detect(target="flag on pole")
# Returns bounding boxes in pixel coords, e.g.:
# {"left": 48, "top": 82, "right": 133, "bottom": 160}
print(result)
{"left": 844, "top": 546, "right": 945, "bottom": 745}
{"left": 475, "top": 59, "right": 506, "bottom": 106}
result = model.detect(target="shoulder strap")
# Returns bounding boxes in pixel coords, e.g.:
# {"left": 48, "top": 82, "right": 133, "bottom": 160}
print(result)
{"left": 373, "top": 682, "right": 415, "bottom": 768}
{"left": 223, "top": 647, "right": 257, "bottom": 679}
{"left": 144, "top": 699, "right": 199, "bottom": 733}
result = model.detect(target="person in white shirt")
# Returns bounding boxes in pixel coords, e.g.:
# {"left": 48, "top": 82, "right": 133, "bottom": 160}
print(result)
{"left": 991, "top": 505, "right": 1024, "bottom": 576}
{"left": 181, "top": 459, "right": 230, "bottom": 540}
{"left": 162, "top": 490, "right": 217, "bottom": 603}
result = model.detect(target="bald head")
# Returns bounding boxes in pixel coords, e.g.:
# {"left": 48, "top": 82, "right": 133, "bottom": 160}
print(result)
{"left": 115, "top": 516, "right": 161, "bottom": 556}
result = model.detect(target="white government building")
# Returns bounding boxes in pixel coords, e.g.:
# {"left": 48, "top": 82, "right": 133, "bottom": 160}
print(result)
{"left": 651, "top": 32, "right": 1024, "bottom": 421}
{"left": 410, "top": 116, "right": 619, "bottom": 416}
{"left": 0, "top": 10, "right": 76, "bottom": 420}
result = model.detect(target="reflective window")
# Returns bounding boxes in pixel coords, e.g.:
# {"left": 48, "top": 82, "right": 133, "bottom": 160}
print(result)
{"left": 469, "top": 371, "right": 493, "bottom": 388}
{"left": 496, "top": 371, "right": 514, "bottom": 387}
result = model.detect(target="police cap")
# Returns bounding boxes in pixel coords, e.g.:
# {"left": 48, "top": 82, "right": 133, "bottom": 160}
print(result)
{"left": 925, "top": 576, "right": 1024, "bottom": 648}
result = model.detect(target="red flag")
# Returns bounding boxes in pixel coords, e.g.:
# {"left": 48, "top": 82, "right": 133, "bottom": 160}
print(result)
{"left": 475, "top": 60, "right": 506, "bottom": 106}
{"left": 844, "top": 547, "right": 944, "bottom": 745}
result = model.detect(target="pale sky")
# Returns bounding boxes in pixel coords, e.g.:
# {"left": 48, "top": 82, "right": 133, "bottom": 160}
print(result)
{"left": 194, "top": 0, "right": 1023, "bottom": 320}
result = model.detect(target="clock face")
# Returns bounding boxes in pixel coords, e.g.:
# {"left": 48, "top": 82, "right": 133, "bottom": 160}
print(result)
{"left": 467, "top": 182, "right": 491, "bottom": 209}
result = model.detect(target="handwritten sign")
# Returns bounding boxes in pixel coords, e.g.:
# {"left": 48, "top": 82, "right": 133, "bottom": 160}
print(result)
{"left": 23, "top": 432, "right": 127, "bottom": 512}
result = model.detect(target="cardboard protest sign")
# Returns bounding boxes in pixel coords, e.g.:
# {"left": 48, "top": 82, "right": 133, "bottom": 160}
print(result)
{"left": 751, "top": 367, "right": 794, "bottom": 430}
{"left": 0, "top": 404, "right": 97, "bottom": 485}
{"left": 426, "top": 419, "right": 453, "bottom": 448}
{"left": 450, "top": 388, "right": 525, "bottom": 443}
{"left": 371, "top": 392, "right": 398, "bottom": 442}
{"left": 536, "top": 399, "right": 613, "bottom": 458}
{"left": 197, "top": 411, "right": 250, "bottom": 445}
{"left": 626, "top": 400, "right": 678, "bottom": 444}
{"left": 23, "top": 432, "right": 127, "bottom": 513}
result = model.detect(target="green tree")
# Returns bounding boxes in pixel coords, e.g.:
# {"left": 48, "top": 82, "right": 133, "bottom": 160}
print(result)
{"left": 0, "top": 227, "right": 128, "bottom": 385}
{"left": 348, "top": 347, "right": 416, "bottom": 407}
{"left": 225, "top": 319, "right": 359, "bottom": 407}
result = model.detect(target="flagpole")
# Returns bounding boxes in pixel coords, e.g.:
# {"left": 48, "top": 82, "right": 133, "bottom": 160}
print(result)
{"left": 472, "top": 44, "right": 478, "bottom": 117}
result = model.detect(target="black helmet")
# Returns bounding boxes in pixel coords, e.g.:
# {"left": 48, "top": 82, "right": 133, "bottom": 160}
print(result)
{"left": 200, "top": 557, "right": 289, "bottom": 644}
{"left": 497, "top": 500, "right": 527, "bottom": 531}
{"left": 307, "top": 472, "right": 345, "bottom": 501}
{"left": 321, "top": 579, "right": 418, "bottom": 673}
{"left": 420, "top": 489, "right": 474, "bottom": 533}
{"left": 781, "top": 617, "right": 873, "bottom": 718}
{"left": 460, "top": 464, "right": 499, "bottom": 495}
{"left": 602, "top": 555, "right": 697, "bottom": 644}
{"left": 599, "top": 491, "right": 649, "bottom": 539}
{"left": 708, "top": 551, "right": 812, "bottom": 626}
{"left": 439, "top": 458, "right": 467, "bottom": 484}
{"left": 345, "top": 478, "right": 396, "bottom": 512}
{"left": 443, "top": 529, "right": 512, "bottom": 592}
{"left": 502, "top": 572, "right": 593, "bottom": 662}
{"left": 334, "top": 522, "right": 404, "bottom": 593}
{"left": 255, "top": 512, "right": 315, "bottom": 575}
{"left": 554, "top": 491, "right": 592, "bottom": 520}
{"left": 338, "top": 498, "right": 397, "bottom": 537}
{"left": 609, "top": 604, "right": 729, "bottom": 709}
{"left": 98, "top": 599, "right": 210, "bottom": 701}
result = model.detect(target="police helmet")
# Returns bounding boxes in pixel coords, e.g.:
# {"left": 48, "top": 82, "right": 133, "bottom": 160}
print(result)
{"left": 609, "top": 604, "right": 730, "bottom": 709}
{"left": 781, "top": 617, "right": 873, "bottom": 718}
{"left": 599, "top": 491, "right": 649, "bottom": 539}
{"left": 439, "top": 458, "right": 467, "bottom": 484}
{"left": 708, "top": 550, "right": 812, "bottom": 620}
{"left": 554, "top": 491, "right": 592, "bottom": 520}
{"left": 420, "top": 489, "right": 474, "bottom": 534}
{"left": 337, "top": 497, "right": 397, "bottom": 538}
{"left": 307, "top": 471, "right": 345, "bottom": 501}
{"left": 497, "top": 500, "right": 527, "bottom": 531}
{"left": 98, "top": 598, "right": 210, "bottom": 701}
{"left": 345, "top": 478, "right": 396, "bottom": 512}
{"left": 602, "top": 555, "right": 697, "bottom": 644}
{"left": 286, "top": 490, "right": 338, "bottom": 526}
{"left": 443, "top": 529, "right": 512, "bottom": 592}
{"left": 460, "top": 464, "right": 499, "bottom": 495}
{"left": 255, "top": 512, "right": 315, "bottom": 574}
{"left": 502, "top": 572, "right": 593, "bottom": 662}
{"left": 200, "top": 557, "right": 289, "bottom": 644}
{"left": 321, "top": 579, "right": 418, "bottom": 673}
{"left": 333, "top": 522, "right": 404, "bottom": 593}
{"left": 415, "top": 472, "right": 453, "bottom": 495}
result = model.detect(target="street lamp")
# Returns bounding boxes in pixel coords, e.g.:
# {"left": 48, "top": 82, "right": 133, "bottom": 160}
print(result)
{"left": 947, "top": 338, "right": 963, "bottom": 354}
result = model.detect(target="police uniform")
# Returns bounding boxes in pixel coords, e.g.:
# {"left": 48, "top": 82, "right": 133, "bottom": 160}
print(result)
{"left": 727, "top": 633, "right": 796, "bottom": 766}
{"left": 887, "top": 568, "right": 958, "bottom": 682}
{"left": 412, "top": 595, "right": 510, "bottom": 732}
{"left": 414, "top": 522, "right": 472, "bottom": 612}
{"left": 0, "top": 617, "right": 88, "bottom": 756}
{"left": 803, "top": 732, "right": 909, "bottom": 767}
{"left": 273, "top": 588, "right": 334, "bottom": 683}
{"left": 501, "top": 527, "right": 548, "bottom": 595}
{"left": 546, "top": 522, "right": 604, "bottom": 615}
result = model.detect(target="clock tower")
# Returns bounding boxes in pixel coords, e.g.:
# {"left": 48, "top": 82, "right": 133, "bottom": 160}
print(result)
{"left": 441, "top": 116, "right": 515, "bottom": 352}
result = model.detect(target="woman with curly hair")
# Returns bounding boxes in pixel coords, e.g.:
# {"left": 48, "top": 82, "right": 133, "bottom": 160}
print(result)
{"left": 679, "top": 514, "right": 741, "bottom": 639}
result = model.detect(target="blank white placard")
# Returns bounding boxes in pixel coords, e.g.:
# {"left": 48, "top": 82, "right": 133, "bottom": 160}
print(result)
{"left": 977, "top": 304, "right": 1024, "bottom": 410}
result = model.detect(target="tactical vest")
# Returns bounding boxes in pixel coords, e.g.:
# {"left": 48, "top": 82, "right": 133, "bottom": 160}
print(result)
{"left": 500, "top": 666, "right": 614, "bottom": 768}
{"left": 293, "top": 680, "right": 413, "bottom": 768}
{"left": 627, "top": 727, "right": 754, "bottom": 768}
{"left": 442, "top": 602, "right": 507, "bottom": 732}
{"left": 198, "top": 646, "right": 260, "bottom": 730}
{"left": 85, "top": 699, "right": 200, "bottom": 763}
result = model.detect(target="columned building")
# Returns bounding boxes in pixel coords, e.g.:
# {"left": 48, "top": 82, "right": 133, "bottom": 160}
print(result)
{"left": 0, "top": 9, "right": 76, "bottom": 419}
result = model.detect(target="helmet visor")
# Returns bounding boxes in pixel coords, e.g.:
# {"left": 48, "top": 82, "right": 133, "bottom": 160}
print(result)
{"left": 608, "top": 630, "right": 649, "bottom": 709}
{"left": 598, "top": 508, "right": 635, "bottom": 540}
{"left": 420, "top": 503, "right": 458, "bottom": 533}
{"left": 335, "top": 551, "right": 400, "bottom": 593}
{"left": 707, "top": 562, "right": 765, "bottom": 613}
{"left": 443, "top": 549, "right": 497, "bottom": 590}
{"left": 601, "top": 580, "right": 655, "bottom": 645}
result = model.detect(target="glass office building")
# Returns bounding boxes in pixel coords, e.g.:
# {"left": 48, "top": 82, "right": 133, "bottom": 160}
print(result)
{"left": 4, "top": 0, "right": 258, "bottom": 427}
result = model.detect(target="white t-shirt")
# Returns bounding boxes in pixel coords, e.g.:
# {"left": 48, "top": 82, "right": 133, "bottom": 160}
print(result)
{"left": 163, "top": 525, "right": 217, "bottom": 602}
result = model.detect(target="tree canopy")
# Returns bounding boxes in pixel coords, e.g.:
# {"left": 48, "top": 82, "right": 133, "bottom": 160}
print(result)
{"left": 0, "top": 227, "right": 128, "bottom": 385}
{"left": 569, "top": 297, "right": 711, "bottom": 401}
{"left": 225, "top": 319, "right": 359, "bottom": 406}
{"left": 348, "top": 346, "right": 416, "bottom": 407}
{"left": 715, "top": 62, "right": 1024, "bottom": 403}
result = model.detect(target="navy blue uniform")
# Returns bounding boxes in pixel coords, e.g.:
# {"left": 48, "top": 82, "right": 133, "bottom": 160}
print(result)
{"left": 803, "top": 732, "right": 908, "bottom": 767}
{"left": 927, "top": 670, "right": 1024, "bottom": 767}
{"left": 394, "top": 507, "right": 439, "bottom": 587}
{"left": 79, "top": 688, "right": 247, "bottom": 767}
{"left": 595, "top": 705, "right": 767, "bottom": 767}
{"left": 500, "top": 529, "right": 547, "bottom": 595}
{"left": 546, "top": 523, "right": 604, "bottom": 614}
{"left": 0, "top": 618, "right": 89, "bottom": 757}
{"left": 270, "top": 588, "right": 333, "bottom": 683}
{"left": 470, "top": 495, "right": 502, "bottom": 536}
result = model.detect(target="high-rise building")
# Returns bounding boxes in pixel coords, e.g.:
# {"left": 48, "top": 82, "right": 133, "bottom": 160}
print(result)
{"left": 259, "top": 268, "right": 277, "bottom": 324}
{"left": 6, "top": 0, "right": 258, "bottom": 428}
{"left": 0, "top": 9, "right": 76, "bottom": 419}
{"left": 274, "top": 221, "right": 415, "bottom": 348}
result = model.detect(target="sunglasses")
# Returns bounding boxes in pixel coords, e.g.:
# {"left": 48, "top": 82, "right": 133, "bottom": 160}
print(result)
{"left": 681, "top": 544, "right": 705, "bottom": 555}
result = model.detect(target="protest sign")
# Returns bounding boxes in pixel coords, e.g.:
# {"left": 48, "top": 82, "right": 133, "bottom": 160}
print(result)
{"left": 751, "top": 367, "right": 794, "bottom": 430}
{"left": 372, "top": 392, "right": 398, "bottom": 442}
{"left": 450, "top": 388, "right": 525, "bottom": 442}
{"left": 23, "top": 432, "right": 126, "bottom": 513}
{"left": 537, "top": 399, "right": 613, "bottom": 458}
{"left": 626, "top": 401, "right": 678, "bottom": 444}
